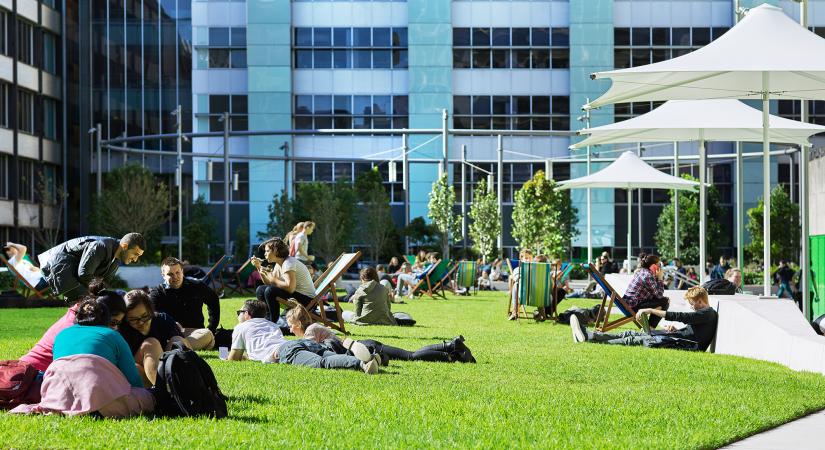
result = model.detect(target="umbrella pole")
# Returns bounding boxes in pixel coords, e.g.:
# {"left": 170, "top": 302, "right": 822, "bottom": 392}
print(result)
{"left": 674, "top": 142, "right": 679, "bottom": 259}
{"left": 762, "top": 73, "right": 771, "bottom": 297}
{"left": 699, "top": 139, "right": 707, "bottom": 285}
{"left": 627, "top": 188, "right": 632, "bottom": 270}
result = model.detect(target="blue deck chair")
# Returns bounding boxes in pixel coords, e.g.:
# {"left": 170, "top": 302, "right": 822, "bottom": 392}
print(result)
{"left": 584, "top": 263, "right": 641, "bottom": 332}
{"left": 201, "top": 255, "right": 232, "bottom": 295}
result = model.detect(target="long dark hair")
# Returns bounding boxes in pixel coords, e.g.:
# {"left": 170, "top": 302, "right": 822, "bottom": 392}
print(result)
{"left": 74, "top": 298, "right": 111, "bottom": 327}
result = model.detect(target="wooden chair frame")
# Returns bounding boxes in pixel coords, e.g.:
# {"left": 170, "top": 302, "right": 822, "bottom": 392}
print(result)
{"left": 224, "top": 258, "right": 256, "bottom": 296}
{"left": 407, "top": 260, "right": 440, "bottom": 297}
{"left": 202, "top": 255, "right": 232, "bottom": 295}
{"left": 585, "top": 263, "right": 642, "bottom": 332}
{"left": 424, "top": 260, "right": 459, "bottom": 299}
{"left": 0, "top": 255, "right": 55, "bottom": 301}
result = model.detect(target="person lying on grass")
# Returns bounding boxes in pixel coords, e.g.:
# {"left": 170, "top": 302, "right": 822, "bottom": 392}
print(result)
{"left": 118, "top": 290, "right": 191, "bottom": 386}
{"left": 20, "top": 280, "right": 127, "bottom": 372}
{"left": 570, "top": 286, "right": 718, "bottom": 352}
{"left": 228, "top": 299, "right": 381, "bottom": 374}
{"left": 287, "top": 300, "right": 476, "bottom": 364}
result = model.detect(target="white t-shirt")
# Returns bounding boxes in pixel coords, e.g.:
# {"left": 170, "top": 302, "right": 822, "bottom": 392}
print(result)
{"left": 231, "top": 318, "right": 288, "bottom": 363}
{"left": 280, "top": 256, "right": 316, "bottom": 298}
{"left": 8, "top": 255, "right": 44, "bottom": 288}
{"left": 292, "top": 232, "right": 309, "bottom": 258}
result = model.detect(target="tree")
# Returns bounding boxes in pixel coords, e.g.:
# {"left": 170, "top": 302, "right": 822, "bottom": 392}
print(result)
{"left": 511, "top": 170, "right": 578, "bottom": 256}
{"left": 746, "top": 185, "right": 800, "bottom": 264}
{"left": 654, "top": 174, "right": 724, "bottom": 265}
{"left": 404, "top": 216, "right": 440, "bottom": 251}
{"left": 90, "top": 164, "right": 173, "bottom": 255}
{"left": 355, "top": 169, "right": 397, "bottom": 262}
{"left": 294, "top": 181, "right": 356, "bottom": 263}
{"left": 468, "top": 179, "right": 500, "bottom": 263}
{"left": 234, "top": 219, "right": 250, "bottom": 262}
{"left": 428, "top": 173, "right": 461, "bottom": 259}
{"left": 28, "top": 168, "right": 67, "bottom": 251}
{"left": 258, "top": 190, "right": 297, "bottom": 241}
{"left": 182, "top": 195, "right": 217, "bottom": 265}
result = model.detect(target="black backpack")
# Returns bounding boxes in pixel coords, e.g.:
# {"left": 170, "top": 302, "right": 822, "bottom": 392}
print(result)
{"left": 154, "top": 343, "right": 228, "bottom": 418}
{"left": 393, "top": 312, "right": 416, "bottom": 326}
{"left": 702, "top": 279, "right": 737, "bottom": 295}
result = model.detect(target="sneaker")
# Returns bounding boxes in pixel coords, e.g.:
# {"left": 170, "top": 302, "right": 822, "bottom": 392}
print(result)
{"left": 343, "top": 338, "right": 373, "bottom": 363}
{"left": 361, "top": 355, "right": 380, "bottom": 374}
{"left": 570, "top": 314, "right": 587, "bottom": 343}
{"left": 451, "top": 335, "right": 476, "bottom": 363}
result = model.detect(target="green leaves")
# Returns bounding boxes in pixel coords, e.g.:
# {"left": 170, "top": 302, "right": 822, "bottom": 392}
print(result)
{"left": 428, "top": 173, "right": 462, "bottom": 257}
{"left": 654, "top": 174, "right": 723, "bottom": 264}
{"left": 511, "top": 171, "right": 578, "bottom": 256}
{"left": 746, "top": 185, "right": 800, "bottom": 263}
{"left": 468, "top": 179, "right": 500, "bottom": 263}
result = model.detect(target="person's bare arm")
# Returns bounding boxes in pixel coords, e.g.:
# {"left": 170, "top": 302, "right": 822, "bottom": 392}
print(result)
{"left": 227, "top": 349, "right": 246, "bottom": 361}
{"left": 278, "top": 270, "right": 297, "bottom": 292}
{"left": 635, "top": 308, "right": 667, "bottom": 320}
{"left": 5, "top": 242, "right": 27, "bottom": 260}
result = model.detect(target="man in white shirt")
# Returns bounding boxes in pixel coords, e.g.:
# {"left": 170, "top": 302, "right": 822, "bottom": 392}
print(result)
{"left": 3, "top": 242, "right": 48, "bottom": 290}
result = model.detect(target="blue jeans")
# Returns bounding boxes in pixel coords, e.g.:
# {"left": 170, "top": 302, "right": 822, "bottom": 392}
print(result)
{"left": 276, "top": 340, "right": 362, "bottom": 371}
{"left": 776, "top": 281, "right": 793, "bottom": 299}
{"left": 587, "top": 330, "right": 656, "bottom": 346}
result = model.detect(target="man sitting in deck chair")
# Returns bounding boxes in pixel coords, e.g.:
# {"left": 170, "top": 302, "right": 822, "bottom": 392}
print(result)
{"left": 251, "top": 237, "right": 316, "bottom": 321}
{"left": 570, "top": 286, "right": 717, "bottom": 352}
{"left": 3, "top": 242, "right": 48, "bottom": 292}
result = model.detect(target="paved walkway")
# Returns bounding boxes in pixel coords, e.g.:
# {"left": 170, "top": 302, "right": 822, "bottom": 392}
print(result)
{"left": 722, "top": 409, "right": 825, "bottom": 449}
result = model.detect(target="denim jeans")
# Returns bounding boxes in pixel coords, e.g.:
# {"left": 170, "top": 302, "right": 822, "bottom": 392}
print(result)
{"left": 776, "top": 281, "right": 793, "bottom": 299}
{"left": 276, "top": 340, "right": 361, "bottom": 370}
{"left": 587, "top": 330, "right": 656, "bottom": 347}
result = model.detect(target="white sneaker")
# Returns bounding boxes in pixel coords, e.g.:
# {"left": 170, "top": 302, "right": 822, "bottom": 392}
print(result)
{"left": 570, "top": 314, "right": 586, "bottom": 343}
{"left": 342, "top": 338, "right": 372, "bottom": 363}
{"left": 361, "top": 355, "right": 380, "bottom": 374}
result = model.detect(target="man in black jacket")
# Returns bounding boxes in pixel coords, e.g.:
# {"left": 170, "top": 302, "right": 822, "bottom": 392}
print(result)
{"left": 149, "top": 256, "right": 220, "bottom": 350}
{"left": 38, "top": 233, "right": 145, "bottom": 301}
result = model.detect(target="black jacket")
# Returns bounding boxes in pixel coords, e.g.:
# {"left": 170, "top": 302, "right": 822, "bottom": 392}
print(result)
{"left": 39, "top": 236, "right": 120, "bottom": 301}
{"left": 149, "top": 278, "right": 221, "bottom": 331}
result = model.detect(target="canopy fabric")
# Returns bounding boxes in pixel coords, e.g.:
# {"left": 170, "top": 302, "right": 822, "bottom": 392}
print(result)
{"left": 557, "top": 151, "right": 699, "bottom": 191}
{"left": 587, "top": 4, "right": 825, "bottom": 108}
{"left": 571, "top": 99, "right": 825, "bottom": 149}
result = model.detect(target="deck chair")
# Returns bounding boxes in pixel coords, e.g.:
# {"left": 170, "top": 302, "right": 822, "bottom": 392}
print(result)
{"left": 585, "top": 263, "right": 642, "bottom": 332}
{"left": 409, "top": 260, "right": 455, "bottom": 299}
{"left": 276, "top": 252, "right": 361, "bottom": 333}
{"left": 201, "top": 255, "right": 232, "bottom": 295}
{"left": 455, "top": 260, "right": 479, "bottom": 295}
{"left": 548, "top": 262, "right": 576, "bottom": 320}
{"left": 223, "top": 258, "right": 257, "bottom": 295}
{"left": 404, "top": 255, "right": 416, "bottom": 265}
{"left": 0, "top": 255, "right": 54, "bottom": 301}
{"left": 514, "top": 262, "right": 554, "bottom": 321}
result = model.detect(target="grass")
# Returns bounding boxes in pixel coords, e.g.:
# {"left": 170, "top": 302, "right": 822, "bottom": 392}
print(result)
{"left": 2, "top": 291, "right": 825, "bottom": 449}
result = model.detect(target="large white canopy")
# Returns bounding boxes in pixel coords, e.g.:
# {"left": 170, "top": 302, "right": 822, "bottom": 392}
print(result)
{"left": 587, "top": 4, "right": 825, "bottom": 108}
{"left": 557, "top": 151, "right": 699, "bottom": 191}
{"left": 571, "top": 99, "right": 825, "bottom": 148}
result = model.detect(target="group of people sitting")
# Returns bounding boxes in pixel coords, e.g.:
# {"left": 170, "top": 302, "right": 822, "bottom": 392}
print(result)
{"left": 5, "top": 233, "right": 475, "bottom": 419}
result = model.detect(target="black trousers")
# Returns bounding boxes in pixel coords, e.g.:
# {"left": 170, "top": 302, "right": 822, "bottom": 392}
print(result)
{"left": 256, "top": 285, "right": 314, "bottom": 321}
{"left": 326, "top": 338, "right": 455, "bottom": 363}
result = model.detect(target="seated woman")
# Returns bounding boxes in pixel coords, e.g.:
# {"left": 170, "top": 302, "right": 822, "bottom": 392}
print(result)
{"left": 3, "top": 241, "right": 48, "bottom": 291}
{"left": 477, "top": 270, "right": 493, "bottom": 291}
{"left": 12, "top": 297, "right": 153, "bottom": 417}
{"left": 20, "top": 280, "right": 126, "bottom": 372}
{"left": 118, "top": 290, "right": 188, "bottom": 387}
{"left": 387, "top": 256, "right": 401, "bottom": 275}
{"left": 342, "top": 267, "right": 396, "bottom": 325}
{"left": 288, "top": 300, "right": 475, "bottom": 364}
{"left": 252, "top": 237, "right": 316, "bottom": 321}
{"left": 394, "top": 262, "right": 417, "bottom": 298}
{"left": 411, "top": 250, "right": 429, "bottom": 271}
{"left": 622, "top": 254, "right": 670, "bottom": 329}
{"left": 228, "top": 299, "right": 381, "bottom": 374}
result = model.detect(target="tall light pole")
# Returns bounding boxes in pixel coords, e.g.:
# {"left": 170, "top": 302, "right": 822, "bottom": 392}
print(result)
{"left": 173, "top": 105, "right": 184, "bottom": 259}
{"left": 796, "top": 0, "right": 811, "bottom": 317}
{"left": 221, "top": 112, "right": 230, "bottom": 256}
{"left": 578, "top": 101, "right": 593, "bottom": 263}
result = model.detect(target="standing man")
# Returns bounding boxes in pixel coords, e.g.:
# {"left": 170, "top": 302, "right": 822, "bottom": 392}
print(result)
{"left": 38, "top": 234, "right": 145, "bottom": 301}
{"left": 149, "top": 257, "right": 220, "bottom": 350}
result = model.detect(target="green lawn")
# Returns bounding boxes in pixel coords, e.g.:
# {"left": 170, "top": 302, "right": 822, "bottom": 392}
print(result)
{"left": 2, "top": 291, "right": 825, "bottom": 449}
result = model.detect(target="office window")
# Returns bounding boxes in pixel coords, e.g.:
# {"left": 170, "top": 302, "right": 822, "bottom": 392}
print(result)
{"left": 42, "top": 32, "right": 58, "bottom": 74}
{"left": 207, "top": 95, "right": 248, "bottom": 132}
{"left": 0, "top": 82, "right": 8, "bottom": 128}
{"left": 294, "top": 161, "right": 404, "bottom": 203}
{"left": 208, "top": 27, "right": 246, "bottom": 68}
{"left": 0, "top": 154, "right": 7, "bottom": 199}
{"left": 39, "top": 164, "right": 59, "bottom": 204}
{"left": 17, "top": 90, "right": 35, "bottom": 134}
{"left": 294, "top": 95, "right": 408, "bottom": 130}
{"left": 453, "top": 27, "right": 569, "bottom": 69}
{"left": 453, "top": 95, "right": 570, "bottom": 130}
{"left": 17, "top": 158, "right": 35, "bottom": 202}
{"left": 207, "top": 161, "right": 249, "bottom": 202}
{"left": 0, "top": 10, "right": 8, "bottom": 56}
{"left": 293, "top": 27, "right": 408, "bottom": 69}
{"left": 17, "top": 19, "right": 35, "bottom": 65}
{"left": 43, "top": 98, "right": 58, "bottom": 140}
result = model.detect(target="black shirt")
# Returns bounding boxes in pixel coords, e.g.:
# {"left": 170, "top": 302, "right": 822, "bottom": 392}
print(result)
{"left": 119, "top": 312, "right": 183, "bottom": 354}
{"left": 664, "top": 307, "right": 718, "bottom": 352}
{"left": 149, "top": 278, "right": 220, "bottom": 331}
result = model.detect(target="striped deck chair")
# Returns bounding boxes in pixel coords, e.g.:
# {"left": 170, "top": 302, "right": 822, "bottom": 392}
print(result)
{"left": 201, "top": 255, "right": 232, "bottom": 296}
{"left": 548, "top": 262, "right": 576, "bottom": 319}
{"left": 404, "top": 255, "right": 416, "bottom": 265}
{"left": 223, "top": 258, "right": 257, "bottom": 295}
{"left": 585, "top": 263, "right": 642, "bottom": 332}
{"left": 455, "top": 260, "right": 478, "bottom": 295}
{"left": 0, "top": 255, "right": 54, "bottom": 301}
{"left": 410, "top": 259, "right": 456, "bottom": 298}
{"left": 516, "top": 262, "right": 554, "bottom": 321}
{"left": 505, "top": 258, "right": 519, "bottom": 315}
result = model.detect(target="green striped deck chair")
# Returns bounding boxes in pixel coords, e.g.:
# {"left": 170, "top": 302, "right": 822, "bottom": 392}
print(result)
{"left": 455, "top": 261, "right": 478, "bottom": 295}
{"left": 549, "top": 262, "right": 576, "bottom": 319}
{"left": 404, "top": 255, "right": 416, "bottom": 265}
{"left": 517, "top": 262, "right": 554, "bottom": 321}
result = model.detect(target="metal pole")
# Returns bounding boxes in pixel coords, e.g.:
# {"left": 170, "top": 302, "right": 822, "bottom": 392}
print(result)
{"left": 95, "top": 123, "right": 102, "bottom": 196}
{"left": 637, "top": 143, "right": 642, "bottom": 254}
{"left": 674, "top": 142, "right": 680, "bottom": 258}
{"left": 789, "top": 154, "right": 795, "bottom": 203}
{"left": 699, "top": 139, "right": 707, "bottom": 285}
{"left": 800, "top": 0, "right": 811, "bottom": 318}
{"left": 223, "top": 112, "right": 231, "bottom": 257}
{"left": 441, "top": 109, "right": 449, "bottom": 176}
{"left": 627, "top": 189, "right": 632, "bottom": 269}
{"left": 497, "top": 135, "right": 504, "bottom": 253}
{"left": 403, "top": 134, "right": 410, "bottom": 255}
{"left": 585, "top": 101, "right": 592, "bottom": 264}
{"left": 736, "top": 141, "right": 744, "bottom": 271}
{"left": 175, "top": 106, "right": 183, "bottom": 260}
{"left": 545, "top": 159, "right": 552, "bottom": 181}
{"left": 461, "top": 144, "right": 467, "bottom": 253}
{"left": 762, "top": 73, "right": 771, "bottom": 297}
{"left": 284, "top": 141, "right": 290, "bottom": 196}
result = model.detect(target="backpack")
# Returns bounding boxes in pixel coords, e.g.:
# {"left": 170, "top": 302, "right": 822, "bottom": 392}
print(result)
{"left": 393, "top": 312, "right": 416, "bottom": 326}
{"left": 213, "top": 327, "right": 234, "bottom": 349}
{"left": 702, "top": 279, "right": 737, "bottom": 295}
{"left": 154, "top": 344, "right": 228, "bottom": 418}
{"left": 0, "top": 360, "right": 40, "bottom": 409}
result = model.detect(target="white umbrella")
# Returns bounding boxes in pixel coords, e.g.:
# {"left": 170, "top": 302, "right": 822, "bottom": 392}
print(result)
{"left": 558, "top": 151, "right": 699, "bottom": 268}
{"left": 586, "top": 4, "right": 825, "bottom": 295}
{"left": 571, "top": 100, "right": 825, "bottom": 282}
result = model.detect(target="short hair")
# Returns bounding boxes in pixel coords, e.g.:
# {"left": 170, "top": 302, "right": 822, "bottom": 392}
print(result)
{"left": 243, "top": 299, "right": 268, "bottom": 319}
{"left": 725, "top": 268, "right": 741, "bottom": 278}
{"left": 285, "top": 300, "right": 313, "bottom": 330}
{"left": 534, "top": 255, "right": 548, "bottom": 263}
{"left": 684, "top": 286, "right": 709, "bottom": 305}
{"left": 161, "top": 256, "right": 184, "bottom": 269}
{"left": 74, "top": 298, "right": 111, "bottom": 327}
{"left": 641, "top": 254, "right": 660, "bottom": 269}
{"left": 124, "top": 289, "right": 154, "bottom": 316}
{"left": 360, "top": 266, "right": 379, "bottom": 282}
{"left": 376, "top": 264, "right": 386, "bottom": 272}
{"left": 121, "top": 233, "right": 146, "bottom": 250}
{"left": 263, "top": 237, "right": 289, "bottom": 258}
